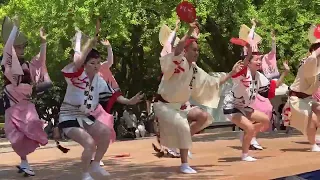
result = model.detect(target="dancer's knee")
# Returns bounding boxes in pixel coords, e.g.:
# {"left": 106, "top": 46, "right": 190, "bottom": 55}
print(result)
{"left": 84, "top": 138, "right": 96, "bottom": 152}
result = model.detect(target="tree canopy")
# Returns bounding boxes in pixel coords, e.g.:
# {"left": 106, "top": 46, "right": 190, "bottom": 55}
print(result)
{"left": 0, "top": 0, "right": 319, "bottom": 121}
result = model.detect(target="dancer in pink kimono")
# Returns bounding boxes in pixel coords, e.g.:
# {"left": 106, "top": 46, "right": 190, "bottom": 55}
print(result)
{"left": 59, "top": 20, "right": 144, "bottom": 180}
{"left": 240, "top": 19, "right": 278, "bottom": 150}
{"left": 1, "top": 17, "right": 52, "bottom": 176}
{"left": 99, "top": 39, "right": 120, "bottom": 92}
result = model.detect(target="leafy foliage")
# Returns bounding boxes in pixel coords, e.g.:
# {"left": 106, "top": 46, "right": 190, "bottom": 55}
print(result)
{"left": 0, "top": 0, "right": 319, "bottom": 121}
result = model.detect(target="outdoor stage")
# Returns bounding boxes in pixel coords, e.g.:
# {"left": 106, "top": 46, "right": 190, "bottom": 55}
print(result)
{"left": 0, "top": 131, "right": 319, "bottom": 180}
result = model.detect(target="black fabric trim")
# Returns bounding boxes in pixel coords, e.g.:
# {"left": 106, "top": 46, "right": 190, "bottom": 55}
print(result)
{"left": 223, "top": 108, "right": 244, "bottom": 115}
{"left": 58, "top": 116, "right": 96, "bottom": 129}
{"left": 58, "top": 120, "right": 81, "bottom": 129}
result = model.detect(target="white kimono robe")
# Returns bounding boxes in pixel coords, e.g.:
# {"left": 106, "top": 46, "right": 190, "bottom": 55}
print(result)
{"left": 154, "top": 52, "right": 223, "bottom": 149}
{"left": 287, "top": 52, "right": 320, "bottom": 134}
{"left": 223, "top": 67, "right": 277, "bottom": 116}
{"left": 58, "top": 63, "right": 120, "bottom": 143}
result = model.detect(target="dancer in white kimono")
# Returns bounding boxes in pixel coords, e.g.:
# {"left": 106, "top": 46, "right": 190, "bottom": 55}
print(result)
{"left": 239, "top": 19, "right": 278, "bottom": 151}
{"left": 284, "top": 24, "right": 320, "bottom": 152}
{"left": 59, "top": 20, "right": 144, "bottom": 180}
{"left": 154, "top": 19, "right": 209, "bottom": 159}
{"left": 223, "top": 24, "right": 290, "bottom": 162}
{"left": 153, "top": 21, "right": 243, "bottom": 174}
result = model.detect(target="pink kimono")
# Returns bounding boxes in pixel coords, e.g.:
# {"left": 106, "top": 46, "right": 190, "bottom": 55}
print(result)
{"left": 261, "top": 40, "right": 278, "bottom": 80}
{"left": 1, "top": 26, "right": 50, "bottom": 157}
{"left": 99, "top": 49, "right": 119, "bottom": 90}
{"left": 250, "top": 94, "right": 273, "bottom": 131}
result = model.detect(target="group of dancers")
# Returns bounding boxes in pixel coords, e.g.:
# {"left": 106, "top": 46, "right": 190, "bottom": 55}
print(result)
{"left": 0, "top": 12, "right": 320, "bottom": 179}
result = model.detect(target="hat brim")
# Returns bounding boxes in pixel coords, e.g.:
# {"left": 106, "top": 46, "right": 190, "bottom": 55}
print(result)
{"left": 1, "top": 16, "right": 28, "bottom": 46}
{"left": 159, "top": 24, "right": 180, "bottom": 47}
{"left": 71, "top": 31, "right": 92, "bottom": 51}
{"left": 239, "top": 24, "right": 262, "bottom": 44}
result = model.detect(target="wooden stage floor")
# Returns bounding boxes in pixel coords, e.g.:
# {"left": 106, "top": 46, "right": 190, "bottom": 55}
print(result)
{"left": 0, "top": 131, "right": 318, "bottom": 180}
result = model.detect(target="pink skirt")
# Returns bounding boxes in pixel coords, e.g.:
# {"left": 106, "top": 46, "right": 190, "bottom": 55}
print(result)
{"left": 5, "top": 101, "right": 48, "bottom": 157}
{"left": 250, "top": 94, "right": 273, "bottom": 131}
{"left": 90, "top": 104, "right": 116, "bottom": 143}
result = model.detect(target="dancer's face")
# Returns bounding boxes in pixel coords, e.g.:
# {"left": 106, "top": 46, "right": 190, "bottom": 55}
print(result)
{"left": 248, "top": 55, "right": 262, "bottom": 71}
{"left": 185, "top": 42, "right": 199, "bottom": 63}
{"left": 14, "top": 44, "right": 26, "bottom": 58}
{"left": 84, "top": 57, "right": 101, "bottom": 76}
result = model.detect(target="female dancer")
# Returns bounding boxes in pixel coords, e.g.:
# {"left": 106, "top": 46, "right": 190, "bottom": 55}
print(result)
{"left": 59, "top": 23, "right": 144, "bottom": 180}
{"left": 223, "top": 24, "right": 290, "bottom": 162}
{"left": 1, "top": 17, "right": 52, "bottom": 176}
{"left": 285, "top": 24, "right": 320, "bottom": 151}
{"left": 239, "top": 20, "right": 278, "bottom": 150}
{"left": 72, "top": 26, "right": 122, "bottom": 166}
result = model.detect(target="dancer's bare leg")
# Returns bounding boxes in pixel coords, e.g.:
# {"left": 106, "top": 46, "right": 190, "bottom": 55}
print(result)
{"left": 66, "top": 128, "right": 96, "bottom": 180}
{"left": 86, "top": 120, "right": 111, "bottom": 176}
{"left": 230, "top": 111, "right": 269, "bottom": 162}
{"left": 179, "top": 149, "right": 196, "bottom": 174}
{"left": 308, "top": 103, "right": 320, "bottom": 151}
{"left": 188, "top": 108, "right": 208, "bottom": 136}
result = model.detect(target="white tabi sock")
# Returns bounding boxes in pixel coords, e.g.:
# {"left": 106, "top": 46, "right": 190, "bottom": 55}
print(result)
{"left": 20, "top": 160, "right": 30, "bottom": 169}
{"left": 239, "top": 131, "right": 244, "bottom": 143}
{"left": 251, "top": 137, "right": 259, "bottom": 145}
{"left": 180, "top": 163, "right": 197, "bottom": 174}
{"left": 82, "top": 172, "right": 94, "bottom": 180}
{"left": 311, "top": 144, "right": 320, "bottom": 152}
{"left": 91, "top": 161, "right": 110, "bottom": 176}
{"left": 188, "top": 151, "right": 193, "bottom": 159}
{"left": 316, "top": 136, "right": 320, "bottom": 144}
{"left": 241, "top": 153, "right": 257, "bottom": 162}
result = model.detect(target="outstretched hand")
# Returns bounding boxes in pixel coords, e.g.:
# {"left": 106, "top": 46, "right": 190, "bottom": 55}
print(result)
{"left": 283, "top": 60, "right": 290, "bottom": 72}
{"left": 40, "top": 27, "right": 47, "bottom": 42}
{"left": 101, "top": 39, "right": 110, "bottom": 46}
{"left": 271, "top": 29, "right": 276, "bottom": 41}
{"left": 95, "top": 18, "right": 101, "bottom": 36}
{"left": 12, "top": 15, "right": 20, "bottom": 27}
{"left": 231, "top": 60, "right": 244, "bottom": 75}
{"left": 128, "top": 91, "right": 145, "bottom": 105}
{"left": 251, "top": 18, "right": 257, "bottom": 27}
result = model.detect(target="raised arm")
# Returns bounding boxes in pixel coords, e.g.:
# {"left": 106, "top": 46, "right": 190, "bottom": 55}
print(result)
{"left": 100, "top": 39, "right": 114, "bottom": 68}
{"left": 271, "top": 30, "right": 276, "bottom": 53}
{"left": 32, "top": 27, "right": 47, "bottom": 68}
{"left": 116, "top": 92, "right": 144, "bottom": 105}
{"left": 1, "top": 17, "right": 23, "bottom": 85}
{"left": 74, "top": 19, "right": 100, "bottom": 70}
{"left": 174, "top": 22, "right": 197, "bottom": 56}
{"left": 161, "top": 20, "right": 180, "bottom": 57}
{"left": 276, "top": 61, "right": 290, "bottom": 87}
{"left": 314, "top": 45, "right": 320, "bottom": 57}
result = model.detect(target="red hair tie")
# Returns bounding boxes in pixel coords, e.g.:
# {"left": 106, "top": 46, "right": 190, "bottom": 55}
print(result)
{"left": 184, "top": 38, "right": 197, "bottom": 50}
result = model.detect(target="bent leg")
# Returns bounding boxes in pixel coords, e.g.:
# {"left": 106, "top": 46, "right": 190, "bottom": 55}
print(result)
{"left": 65, "top": 127, "right": 95, "bottom": 179}
{"left": 187, "top": 107, "right": 209, "bottom": 136}
{"left": 228, "top": 113, "right": 256, "bottom": 161}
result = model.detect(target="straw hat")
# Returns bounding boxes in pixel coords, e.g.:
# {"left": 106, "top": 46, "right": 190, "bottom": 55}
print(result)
{"left": 1, "top": 16, "right": 27, "bottom": 46}
{"left": 71, "top": 30, "right": 95, "bottom": 51}
{"left": 159, "top": 24, "right": 180, "bottom": 47}
{"left": 239, "top": 24, "right": 262, "bottom": 55}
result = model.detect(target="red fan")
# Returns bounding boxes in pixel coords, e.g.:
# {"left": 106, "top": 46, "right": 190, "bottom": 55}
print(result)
{"left": 176, "top": 1, "right": 197, "bottom": 23}
{"left": 230, "top": 38, "right": 249, "bottom": 47}
{"left": 314, "top": 24, "right": 320, "bottom": 39}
